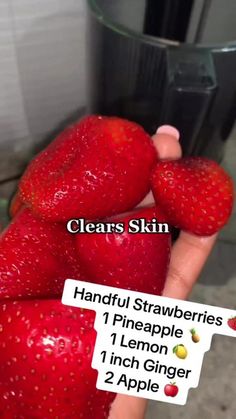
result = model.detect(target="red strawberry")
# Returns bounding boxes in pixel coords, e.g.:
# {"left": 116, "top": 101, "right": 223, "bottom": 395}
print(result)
{"left": 19, "top": 115, "right": 157, "bottom": 222}
{"left": 227, "top": 317, "right": 236, "bottom": 331}
{"left": 76, "top": 206, "right": 171, "bottom": 295}
{"left": 151, "top": 157, "right": 234, "bottom": 236}
{"left": 9, "top": 190, "right": 25, "bottom": 219}
{"left": 0, "top": 208, "right": 83, "bottom": 299}
{"left": 0, "top": 300, "right": 115, "bottom": 418}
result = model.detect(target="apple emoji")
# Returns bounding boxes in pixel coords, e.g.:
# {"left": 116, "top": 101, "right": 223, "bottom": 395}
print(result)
{"left": 164, "top": 383, "right": 179, "bottom": 397}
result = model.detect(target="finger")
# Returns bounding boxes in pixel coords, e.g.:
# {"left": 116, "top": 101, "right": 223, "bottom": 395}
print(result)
{"left": 109, "top": 126, "right": 182, "bottom": 419}
{"left": 108, "top": 395, "right": 147, "bottom": 419}
{"left": 109, "top": 232, "right": 218, "bottom": 419}
{"left": 110, "top": 125, "right": 218, "bottom": 418}
{"left": 138, "top": 126, "right": 181, "bottom": 207}
{"left": 149, "top": 126, "right": 217, "bottom": 300}
{"left": 163, "top": 231, "right": 218, "bottom": 299}
{"left": 153, "top": 125, "right": 181, "bottom": 160}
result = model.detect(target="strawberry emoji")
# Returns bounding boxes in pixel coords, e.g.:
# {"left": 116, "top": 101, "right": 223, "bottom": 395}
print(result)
{"left": 0, "top": 300, "right": 115, "bottom": 418}
{"left": 151, "top": 157, "right": 234, "bottom": 236}
{"left": 227, "top": 317, "right": 236, "bottom": 331}
{"left": 19, "top": 115, "right": 157, "bottom": 221}
{"left": 76, "top": 206, "right": 171, "bottom": 295}
{"left": 0, "top": 208, "right": 83, "bottom": 299}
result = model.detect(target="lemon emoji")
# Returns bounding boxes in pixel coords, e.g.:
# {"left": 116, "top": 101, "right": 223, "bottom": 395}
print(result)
{"left": 173, "top": 344, "right": 188, "bottom": 359}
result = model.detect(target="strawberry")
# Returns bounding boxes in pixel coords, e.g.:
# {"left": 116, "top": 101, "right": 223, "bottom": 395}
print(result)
{"left": 9, "top": 190, "right": 24, "bottom": 219}
{"left": 19, "top": 115, "right": 157, "bottom": 222}
{"left": 0, "top": 300, "right": 115, "bottom": 418}
{"left": 76, "top": 206, "right": 171, "bottom": 295}
{"left": 0, "top": 208, "right": 83, "bottom": 299}
{"left": 227, "top": 317, "right": 236, "bottom": 331}
{"left": 151, "top": 157, "right": 234, "bottom": 236}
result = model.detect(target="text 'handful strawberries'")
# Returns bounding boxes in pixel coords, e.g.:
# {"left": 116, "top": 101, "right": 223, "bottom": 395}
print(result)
{"left": 19, "top": 116, "right": 157, "bottom": 221}
{"left": 0, "top": 300, "right": 115, "bottom": 418}
{"left": 151, "top": 157, "right": 234, "bottom": 236}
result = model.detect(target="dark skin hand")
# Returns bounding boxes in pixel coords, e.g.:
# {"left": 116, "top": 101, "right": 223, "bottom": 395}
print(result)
{"left": 108, "top": 126, "right": 217, "bottom": 419}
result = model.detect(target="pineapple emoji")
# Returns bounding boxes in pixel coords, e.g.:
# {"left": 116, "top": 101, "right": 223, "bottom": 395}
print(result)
{"left": 190, "top": 328, "right": 200, "bottom": 343}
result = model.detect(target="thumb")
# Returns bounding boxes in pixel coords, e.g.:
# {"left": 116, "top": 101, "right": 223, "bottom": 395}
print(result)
{"left": 108, "top": 125, "right": 181, "bottom": 419}
{"left": 108, "top": 395, "right": 147, "bottom": 419}
{"left": 138, "top": 125, "right": 181, "bottom": 208}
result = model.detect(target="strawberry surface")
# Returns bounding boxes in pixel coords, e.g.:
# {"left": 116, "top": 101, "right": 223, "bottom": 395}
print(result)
{"left": 9, "top": 191, "right": 24, "bottom": 219}
{"left": 19, "top": 115, "right": 157, "bottom": 222}
{"left": 76, "top": 206, "right": 171, "bottom": 295}
{"left": 151, "top": 157, "right": 234, "bottom": 236}
{"left": 0, "top": 300, "right": 114, "bottom": 418}
{"left": 0, "top": 208, "right": 83, "bottom": 299}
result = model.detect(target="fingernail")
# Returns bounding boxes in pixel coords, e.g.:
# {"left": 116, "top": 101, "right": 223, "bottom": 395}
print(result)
{"left": 156, "top": 125, "right": 180, "bottom": 141}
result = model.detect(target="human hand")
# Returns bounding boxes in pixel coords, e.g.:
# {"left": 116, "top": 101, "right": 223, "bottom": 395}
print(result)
{"left": 108, "top": 125, "right": 217, "bottom": 419}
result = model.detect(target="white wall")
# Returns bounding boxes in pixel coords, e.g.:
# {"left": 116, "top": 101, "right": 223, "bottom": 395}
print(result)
{"left": 100, "top": 0, "right": 146, "bottom": 32}
{"left": 187, "top": 0, "right": 236, "bottom": 44}
{"left": 200, "top": 0, "right": 236, "bottom": 44}
{"left": 0, "top": 0, "right": 87, "bottom": 180}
